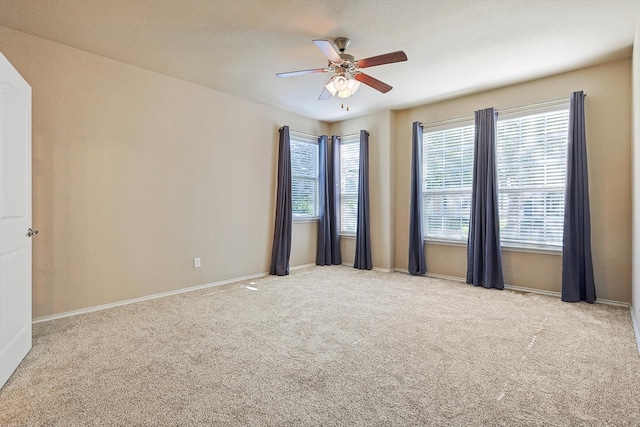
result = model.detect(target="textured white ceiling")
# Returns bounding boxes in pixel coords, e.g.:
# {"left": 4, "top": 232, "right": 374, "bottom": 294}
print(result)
{"left": 0, "top": 0, "right": 638, "bottom": 122}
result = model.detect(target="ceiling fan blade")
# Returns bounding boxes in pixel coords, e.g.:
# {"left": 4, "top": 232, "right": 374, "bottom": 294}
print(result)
{"left": 318, "top": 87, "right": 332, "bottom": 100}
{"left": 276, "top": 68, "right": 328, "bottom": 78}
{"left": 356, "top": 51, "right": 407, "bottom": 69}
{"left": 313, "top": 39, "right": 343, "bottom": 63}
{"left": 354, "top": 73, "right": 393, "bottom": 93}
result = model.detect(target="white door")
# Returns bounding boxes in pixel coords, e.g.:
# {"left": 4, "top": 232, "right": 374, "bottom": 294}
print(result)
{"left": 0, "top": 52, "right": 32, "bottom": 390}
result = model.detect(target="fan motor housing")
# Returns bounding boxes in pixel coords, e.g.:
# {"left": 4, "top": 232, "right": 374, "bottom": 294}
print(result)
{"left": 339, "top": 53, "right": 354, "bottom": 63}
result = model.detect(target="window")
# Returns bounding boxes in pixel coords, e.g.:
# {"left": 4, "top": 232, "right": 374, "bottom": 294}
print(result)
{"left": 496, "top": 105, "right": 569, "bottom": 249}
{"left": 290, "top": 134, "right": 319, "bottom": 218}
{"left": 422, "top": 122, "right": 474, "bottom": 242}
{"left": 422, "top": 102, "right": 570, "bottom": 250}
{"left": 340, "top": 135, "right": 360, "bottom": 235}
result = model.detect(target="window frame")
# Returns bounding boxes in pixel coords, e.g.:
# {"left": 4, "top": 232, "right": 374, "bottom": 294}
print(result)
{"left": 289, "top": 132, "right": 320, "bottom": 221}
{"left": 339, "top": 134, "right": 360, "bottom": 236}
{"left": 496, "top": 102, "right": 570, "bottom": 252}
{"left": 422, "top": 118, "right": 475, "bottom": 244}
{"left": 421, "top": 100, "right": 570, "bottom": 253}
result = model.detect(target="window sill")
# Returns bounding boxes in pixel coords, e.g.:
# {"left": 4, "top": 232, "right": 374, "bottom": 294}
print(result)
{"left": 425, "top": 239, "right": 466, "bottom": 248}
{"left": 293, "top": 217, "right": 318, "bottom": 223}
{"left": 501, "top": 244, "right": 562, "bottom": 256}
{"left": 340, "top": 233, "right": 356, "bottom": 239}
{"left": 424, "top": 239, "right": 562, "bottom": 256}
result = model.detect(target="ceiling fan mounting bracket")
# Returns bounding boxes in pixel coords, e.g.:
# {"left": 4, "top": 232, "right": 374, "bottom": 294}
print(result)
{"left": 334, "top": 37, "right": 351, "bottom": 53}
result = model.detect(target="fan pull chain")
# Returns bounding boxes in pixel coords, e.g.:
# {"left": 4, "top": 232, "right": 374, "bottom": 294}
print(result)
{"left": 341, "top": 103, "right": 349, "bottom": 112}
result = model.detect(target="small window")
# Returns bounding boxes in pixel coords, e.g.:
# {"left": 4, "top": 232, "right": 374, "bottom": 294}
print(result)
{"left": 290, "top": 134, "right": 319, "bottom": 219}
{"left": 340, "top": 135, "right": 360, "bottom": 235}
{"left": 422, "top": 122, "right": 475, "bottom": 242}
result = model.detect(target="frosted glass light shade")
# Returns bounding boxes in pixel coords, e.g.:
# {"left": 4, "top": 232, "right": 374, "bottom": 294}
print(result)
{"left": 325, "top": 76, "right": 361, "bottom": 99}
{"left": 324, "top": 78, "right": 337, "bottom": 96}
{"left": 333, "top": 76, "right": 348, "bottom": 91}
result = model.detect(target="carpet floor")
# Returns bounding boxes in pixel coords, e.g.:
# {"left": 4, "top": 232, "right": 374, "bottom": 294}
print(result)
{"left": 1, "top": 266, "right": 639, "bottom": 426}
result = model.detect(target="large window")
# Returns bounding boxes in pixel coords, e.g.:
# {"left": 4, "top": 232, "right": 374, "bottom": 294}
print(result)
{"left": 340, "top": 135, "right": 360, "bottom": 235}
{"left": 422, "top": 122, "right": 474, "bottom": 242}
{"left": 290, "top": 134, "right": 319, "bottom": 218}
{"left": 496, "top": 106, "right": 569, "bottom": 249}
{"left": 422, "top": 102, "right": 570, "bottom": 250}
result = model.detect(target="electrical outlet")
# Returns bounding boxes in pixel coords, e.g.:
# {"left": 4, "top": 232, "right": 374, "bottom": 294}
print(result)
{"left": 194, "top": 257, "right": 201, "bottom": 268}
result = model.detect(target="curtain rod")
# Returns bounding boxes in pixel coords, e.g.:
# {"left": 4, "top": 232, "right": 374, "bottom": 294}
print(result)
{"left": 289, "top": 130, "right": 320, "bottom": 139}
{"left": 342, "top": 132, "right": 360, "bottom": 139}
{"left": 499, "top": 95, "right": 577, "bottom": 116}
{"left": 421, "top": 93, "right": 586, "bottom": 128}
{"left": 420, "top": 115, "right": 473, "bottom": 129}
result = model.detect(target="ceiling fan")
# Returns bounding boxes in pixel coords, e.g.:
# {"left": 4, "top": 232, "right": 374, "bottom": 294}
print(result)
{"left": 276, "top": 37, "right": 407, "bottom": 100}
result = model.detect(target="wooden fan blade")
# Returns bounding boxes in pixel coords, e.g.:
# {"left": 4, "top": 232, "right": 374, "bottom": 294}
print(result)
{"left": 276, "top": 68, "right": 328, "bottom": 78}
{"left": 354, "top": 73, "right": 393, "bottom": 93}
{"left": 313, "top": 39, "right": 343, "bottom": 63}
{"left": 356, "top": 51, "right": 407, "bottom": 69}
{"left": 318, "top": 87, "right": 332, "bottom": 100}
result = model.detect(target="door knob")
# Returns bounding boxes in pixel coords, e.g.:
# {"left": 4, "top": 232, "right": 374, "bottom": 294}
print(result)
{"left": 27, "top": 228, "right": 38, "bottom": 237}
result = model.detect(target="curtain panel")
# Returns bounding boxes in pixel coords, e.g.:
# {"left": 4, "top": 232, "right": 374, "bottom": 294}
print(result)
{"left": 270, "top": 126, "right": 292, "bottom": 276}
{"left": 330, "top": 135, "right": 342, "bottom": 265}
{"left": 466, "top": 108, "right": 504, "bottom": 289}
{"left": 408, "top": 121, "right": 426, "bottom": 275}
{"left": 316, "top": 135, "right": 332, "bottom": 265}
{"left": 354, "top": 130, "right": 372, "bottom": 270}
{"left": 562, "top": 91, "right": 596, "bottom": 303}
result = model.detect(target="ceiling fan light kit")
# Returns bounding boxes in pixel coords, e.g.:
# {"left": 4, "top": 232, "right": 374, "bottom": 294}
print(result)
{"left": 324, "top": 76, "right": 361, "bottom": 98}
{"left": 276, "top": 37, "right": 407, "bottom": 101}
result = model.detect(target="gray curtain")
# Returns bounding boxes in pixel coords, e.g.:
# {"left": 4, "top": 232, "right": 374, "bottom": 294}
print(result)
{"left": 408, "top": 121, "right": 426, "bottom": 275}
{"left": 354, "top": 130, "right": 372, "bottom": 270}
{"left": 316, "top": 135, "right": 332, "bottom": 265}
{"left": 562, "top": 91, "right": 596, "bottom": 303}
{"left": 466, "top": 108, "right": 504, "bottom": 289}
{"left": 330, "top": 135, "right": 342, "bottom": 265}
{"left": 270, "top": 126, "right": 292, "bottom": 276}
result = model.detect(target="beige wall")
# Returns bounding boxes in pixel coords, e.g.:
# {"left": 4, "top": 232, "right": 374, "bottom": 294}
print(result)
{"left": 0, "top": 26, "right": 326, "bottom": 318}
{"left": 1, "top": 25, "right": 634, "bottom": 319}
{"left": 394, "top": 59, "right": 632, "bottom": 302}
{"left": 330, "top": 110, "right": 395, "bottom": 270}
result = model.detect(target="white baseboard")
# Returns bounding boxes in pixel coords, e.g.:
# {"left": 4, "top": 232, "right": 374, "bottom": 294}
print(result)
{"left": 33, "top": 262, "right": 632, "bottom": 328}
{"left": 339, "top": 262, "right": 392, "bottom": 273}
{"left": 33, "top": 263, "right": 318, "bottom": 324}
{"left": 408, "top": 271, "right": 630, "bottom": 308}
{"left": 290, "top": 263, "right": 316, "bottom": 271}
{"left": 426, "top": 272, "right": 465, "bottom": 283}
{"left": 631, "top": 306, "right": 640, "bottom": 356}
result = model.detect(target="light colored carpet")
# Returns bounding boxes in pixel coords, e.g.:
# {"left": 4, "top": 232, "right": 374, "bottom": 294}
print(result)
{"left": 1, "top": 266, "right": 639, "bottom": 426}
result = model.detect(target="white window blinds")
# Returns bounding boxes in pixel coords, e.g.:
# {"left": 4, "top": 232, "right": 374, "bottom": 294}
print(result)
{"left": 422, "top": 123, "right": 474, "bottom": 241}
{"left": 421, "top": 102, "right": 569, "bottom": 250}
{"left": 496, "top": 105, "right": 569, "bottom": 248}
{"left": 290, "top": 134, "right": 319, "bottom": 218}
{"left": 340, "top": 136, "right": 360, "bottom": 235}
